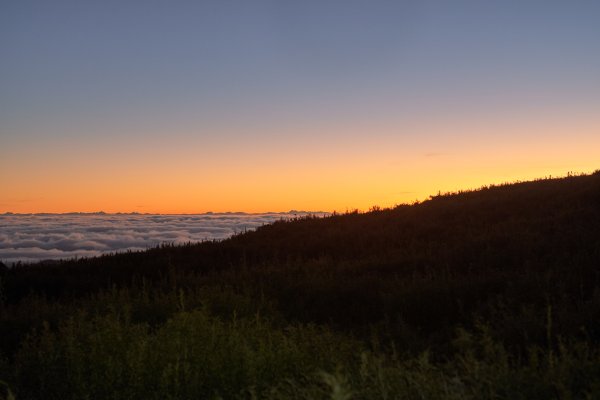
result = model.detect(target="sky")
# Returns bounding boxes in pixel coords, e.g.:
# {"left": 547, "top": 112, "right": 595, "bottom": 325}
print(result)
{"left": 1, "top": 0, "right": 599, "bottom": 213}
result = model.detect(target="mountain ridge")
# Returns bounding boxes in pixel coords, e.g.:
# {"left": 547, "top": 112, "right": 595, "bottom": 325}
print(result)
{"left": 2, "top": 170, "right": 600, "bottom": 398}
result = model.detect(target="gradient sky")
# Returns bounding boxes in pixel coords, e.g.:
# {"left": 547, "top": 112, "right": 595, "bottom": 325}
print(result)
{"left": 1, "top": 0, "right": 599, "bottom": 213}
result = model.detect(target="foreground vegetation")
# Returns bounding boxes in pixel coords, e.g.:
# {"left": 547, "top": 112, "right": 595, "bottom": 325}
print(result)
{"left": 2, "top": 172, "right": 600, "bottom": 399}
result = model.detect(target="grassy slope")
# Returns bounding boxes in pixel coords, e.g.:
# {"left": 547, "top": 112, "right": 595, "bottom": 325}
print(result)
{"left": 1, "top": 171, "right": 600, "bottom": 399}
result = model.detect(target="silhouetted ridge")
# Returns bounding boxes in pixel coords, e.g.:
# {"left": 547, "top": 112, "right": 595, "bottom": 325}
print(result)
{"left": 3, "top": 171, "right": 600, "bottom": 355}
{"left": 5, "top": 172, "right": 600, "bottom": 296}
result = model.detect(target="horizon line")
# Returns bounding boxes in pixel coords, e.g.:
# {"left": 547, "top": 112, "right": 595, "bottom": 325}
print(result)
{"left": 2, "top": 169, "right": 597, "bottom": 216}
{"left": 0, "top": 210, "right": 329, "bottom": 216}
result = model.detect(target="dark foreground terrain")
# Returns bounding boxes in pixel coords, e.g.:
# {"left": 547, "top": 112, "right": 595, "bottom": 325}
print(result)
{"left": 2, "top": 172, "right": 600, "bottom": 399}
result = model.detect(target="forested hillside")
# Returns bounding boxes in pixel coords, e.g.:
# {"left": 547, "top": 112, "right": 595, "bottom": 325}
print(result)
{"left": 2, "top": 171, "right": 600, "bottom": 399}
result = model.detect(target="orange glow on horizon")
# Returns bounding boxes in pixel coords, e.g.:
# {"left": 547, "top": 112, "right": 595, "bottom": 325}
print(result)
{"left": 2, "top": 116, "right": 599, "bottom": 214}
{"left": 2, "top": 159, "right": 598, "bottom": 214}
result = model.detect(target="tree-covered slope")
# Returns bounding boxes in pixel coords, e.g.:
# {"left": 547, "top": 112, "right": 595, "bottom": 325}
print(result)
{"left": 2, "top": 171, "right": 600, "bottom": 399}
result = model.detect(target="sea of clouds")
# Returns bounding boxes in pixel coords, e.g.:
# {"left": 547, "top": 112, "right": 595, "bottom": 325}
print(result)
{"left": 0, "top": 212, "right": 323, "bottom": 265}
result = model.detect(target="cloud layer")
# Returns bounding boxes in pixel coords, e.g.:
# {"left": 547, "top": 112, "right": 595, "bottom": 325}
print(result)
{"left": 0, "top": 212, "right": 322, "bottom": 265}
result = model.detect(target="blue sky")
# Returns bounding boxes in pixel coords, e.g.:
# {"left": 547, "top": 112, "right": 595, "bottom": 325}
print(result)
{"left": 2, "top": 0, "right": 599, "bottom": 212}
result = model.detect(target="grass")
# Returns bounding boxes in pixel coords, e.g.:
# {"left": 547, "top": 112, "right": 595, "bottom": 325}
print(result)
{"left": 3, "top": 290, "right": 600, "bottom": 399}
